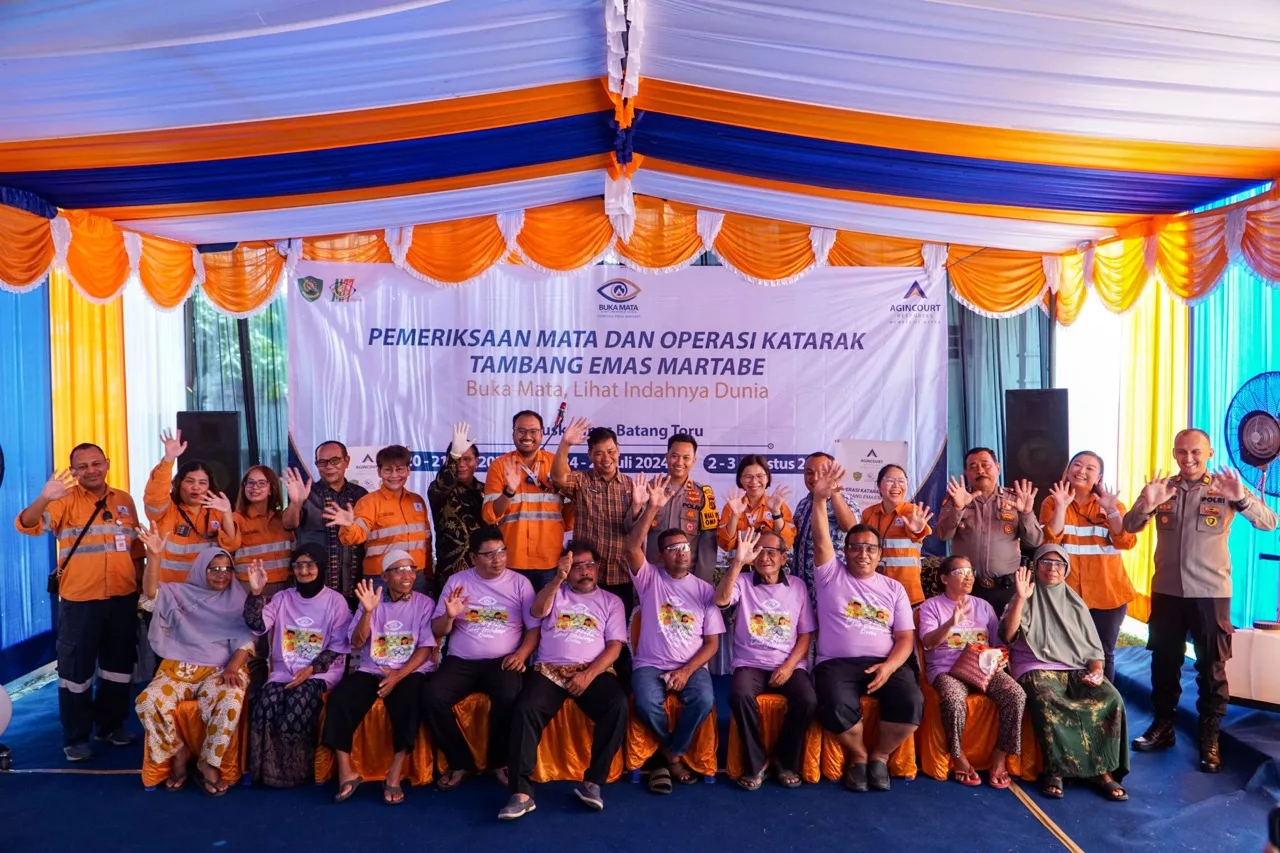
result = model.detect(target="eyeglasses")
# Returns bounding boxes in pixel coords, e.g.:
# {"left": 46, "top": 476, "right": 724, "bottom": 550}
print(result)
{"left": 662, "top": 542, "right": 691, "bottom": 553}
{"left": 945, "top": 567, "right": 975, "bottom": 577}
{"left": 844, "top": 543, "right": 880, "bottom": 554}
{"left": 476, "top": 547, "right": 507, "bottom": 559}
{"left": 381, "top": 466, "right": 410, "bottom": 475}
{"left": 385, "top": 564, "right": 417, "bottom": 574}
{"left": 515, "top": 428, "right": 543, "bottom": 437}
{"left": 757, "top": 547, "right": 783, "bottom": 556}
{"left": 571, "top": 561, "right": 599, "bottom": 570}
{"left": 244, "top": 479, "right": 270, "bottom": 488}
{"left": 315, "top": 456, "right": 345, "bottom": 468}
{"left": 881, "top": 478, "right": 908, "bottom": 487}
{"left": 206, "top": 566, "right": 233, "bottom": 574}
{"left": 1038, "top": 559, "right": 1068, "bottom": 570}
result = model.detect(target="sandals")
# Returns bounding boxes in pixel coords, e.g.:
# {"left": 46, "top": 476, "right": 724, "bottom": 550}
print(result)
{"left": 383, "top": 782, "right": 405, "bottom": 806}
{"left": 164, "top": 768, "right": 188, "bottom": 792}
{"left": 1095, "top": 778, "right": 1129, "bottom": 802}
{"left": 1040, "top": 774, "right": 1064, "bottom": 799}
{"left": 648, "top": 766, "right": 673, "bottom": 794}
{"left": 951, "top": 767, "right": 981, "bottom": 787}
{"left": 737, "top": 771, "right": 765, "bottom": 791}
{"left": 333, "top": 775, "right": 364, "bottom": 803}
{"left": 775, "top": 768, "right": 802, "bottom": 789}
{"left": 197, "top": 775, "right": 228, "bottom": 798}
{"left": 988, "top": 769, "right": 1012, "bottom": 790}
{"left": 436, "top": 769, "right": 470, "bottom": 791}
{"left": 842, "top": 762, "right": 868, "bottom": 793}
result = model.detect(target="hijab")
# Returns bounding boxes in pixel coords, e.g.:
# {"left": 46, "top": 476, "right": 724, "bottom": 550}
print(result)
{"left": 291, "top": 544, "right": 327, "bottom": 599}
{"left": 148, "top": 548, "right": 253, "bottom": 667}
{"left": 1018, "top": 544, "right": 1104, "bottom": 669}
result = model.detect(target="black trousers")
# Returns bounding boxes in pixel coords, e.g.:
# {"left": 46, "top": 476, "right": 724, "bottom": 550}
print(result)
{"left": 508, "top": 670, "right": 628, "bottom": 796}
{"left": 971, "top": 576, "right": 1016, "bottom": 620}
{"left": 1147, "top": 593, "right": 1232, "bottom": 720}
{"left": 56, "top": 594, "right": 139, "bottom": 746}
{"left": 321, "top": 670, "right": 427, "bottom": 755}
{"left": 729, "top": 666, "right": 818, "bottom": 776}
{"left": 422, "top": 656, "right": 523, "bottom": 771}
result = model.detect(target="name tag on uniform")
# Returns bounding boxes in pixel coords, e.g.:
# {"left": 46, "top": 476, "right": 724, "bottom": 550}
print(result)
{"left": 1000, "top": 511, "right": 1016, "bottom": 522}
{"left": 176, "top": 524, "right": 190, "bottom": 537}
{"left": 1200, "top": 504, "right": 1222, "bottom": 516}
{"left": 114, "top": 533, "right": 129, "bottom": 552}
{"left": 1157, "top": 502, "right": 1173, "bottom": 512}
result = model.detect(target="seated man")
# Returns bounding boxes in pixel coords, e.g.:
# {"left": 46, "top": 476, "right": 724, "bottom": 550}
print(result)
{"left": 499, "top": 542, "right": 628, "bottom": 820}
{"left": 423, "top": 526, "right": 539, "bottom": 790}
{"left": 808, "top": 461, "right": 922, "bottom": 793}
{"left": 624, "top": 474, "right": 725, "bottom": 793}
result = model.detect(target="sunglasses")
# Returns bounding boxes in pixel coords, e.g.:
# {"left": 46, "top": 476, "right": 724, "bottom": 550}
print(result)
{"left": 662, "top": 542, "right": 691, "bottom": 553}
{"left": 206, "top": 566, "right": 233, "bottom": 574}
{"left": 475, "top": 547, "right": 507, "bottom": 559}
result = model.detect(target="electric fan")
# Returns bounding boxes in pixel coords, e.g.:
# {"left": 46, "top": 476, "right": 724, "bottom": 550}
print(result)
{"left": 1224, "top": 371, "right": 1280, "bottom": 499}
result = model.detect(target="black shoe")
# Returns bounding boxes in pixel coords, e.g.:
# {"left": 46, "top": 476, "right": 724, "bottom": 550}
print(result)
{"left": 1198, "top": 717, "right": 1222, "bottom": 773}
{"left": 1132, "top": 719, "right": 1176, "bottom": 752}
{"left": 95, "top": 729, "right": 138, "bottom": 747}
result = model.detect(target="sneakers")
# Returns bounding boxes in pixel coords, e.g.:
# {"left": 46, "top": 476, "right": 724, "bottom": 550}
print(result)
{"left": 63, "top": 742, "right": 93, "bottom": 762}
{"left": 1132, "top": 719, "right": 1176, "bottom": 752}
{"left": 497, "top": 794, "right": 536, "bottom": 821}
{"left": 95, "top": 729, "right": 138, "bottom": 747}
{"left": 1198, "top": 717, "right": 1222, "bottom": 773}
{"left": 573, "top": 781, "right": 604, "bottom": 811}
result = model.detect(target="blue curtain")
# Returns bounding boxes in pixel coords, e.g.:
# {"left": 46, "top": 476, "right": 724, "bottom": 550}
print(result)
{"left": 0, "top": 286, "right": 56, "bottom": 684}
{"left": 1190, "top": 264, "right": 1280, "bottom": 627}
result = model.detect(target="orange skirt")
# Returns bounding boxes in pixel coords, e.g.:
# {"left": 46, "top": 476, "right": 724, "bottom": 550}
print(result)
{"left": 813, "top": 696, "right": 917, "bottom": 780}
{"left": 624, "top": 694, "right": 718, "bottom": 776}
{"left": 141, "top": 700, "right": 246, "bottom": 788}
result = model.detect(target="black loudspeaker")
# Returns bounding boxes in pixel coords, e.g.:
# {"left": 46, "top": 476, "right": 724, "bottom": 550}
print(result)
{"left": 176, "top": 411, "right": 243, "bottom": 498}
{"left": 1004, "top": 389, "right": 1069, "bottom": 515}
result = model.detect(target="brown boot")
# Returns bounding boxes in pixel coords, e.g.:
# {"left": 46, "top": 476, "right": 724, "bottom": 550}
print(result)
{"left": 1198, "top": 716, "right": 1222, "bottom": 773}
{"left": 1132, "top": 718, "right": 1176, "bottom": 752}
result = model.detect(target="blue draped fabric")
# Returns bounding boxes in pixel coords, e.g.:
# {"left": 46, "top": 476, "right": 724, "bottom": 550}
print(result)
{"left": 0, "top": 286, "right": 56, "bottom": 684}
{"left": 1190, "top": 264, "right": 1280, "bottom": 627}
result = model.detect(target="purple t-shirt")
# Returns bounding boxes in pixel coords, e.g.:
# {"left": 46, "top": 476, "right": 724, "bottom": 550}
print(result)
{"left": 729, "top": 573, "right": 815, "bottom": 671}
{"left": 812, "top": 558, "right": 913, "bottom": 664}
{"left": 1007, "top": 636, "right": 1077, "bottom": 680}
{"left": 536, "top": 586, "right": 628, "bottom": 666}
{"left": 255, "top": 587, "right": 353, "bottom": 690}
{"left": 633, "top": 560, "right": 725, "bottom": 671}
{"left": 435, "top": 568, "right": 538, "bottom": 661}
{"left": 351, "top": 590, "right": 437, "bottom": 676}
{"left": 917, "top": 594, "right": 1001, "bottom": 684}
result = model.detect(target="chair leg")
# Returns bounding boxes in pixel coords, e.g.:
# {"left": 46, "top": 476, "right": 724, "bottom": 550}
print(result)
{"left": 630, "top": 769, "right": 642, "bottom": 784}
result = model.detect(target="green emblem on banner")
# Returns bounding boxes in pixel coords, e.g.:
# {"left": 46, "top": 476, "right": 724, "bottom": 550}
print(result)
{"left": 298, "top": 276, "right": 323, "bottom": 302}
{"left": 851, "top": 472, "right": 863, "bottom": 481}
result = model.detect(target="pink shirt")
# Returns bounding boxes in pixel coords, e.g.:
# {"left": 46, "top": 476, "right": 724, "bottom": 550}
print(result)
{"left": 352, "top": 591, "right": 437, "bottom": 676}
{"left": 633, "top": 560, "right": 726, "bottom": 671}
{"left": 536, "top": 586, "right": 628, "bottom": 666}
{"left": 1008, "top": 636, "right": 1077, "bottom": 680}
{"left": 812, "top": 558, "right": 913, "bottom": 664}
{"left": 728, "top": 573, "right": 815, "bottom": 671}
{"left": 255, "top": 587, "right": 353, "bottom": 690}
{"left": 917, "top": 594, "right": 1001, "bottom": 684}
{"left": 435, "top": 568, "right": 538, "bottom": 661}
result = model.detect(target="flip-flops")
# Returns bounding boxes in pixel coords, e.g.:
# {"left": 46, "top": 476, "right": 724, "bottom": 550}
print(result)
{"left": 1040, "top": 774, "right": 1064, "bottom": 799}
{"left": 1095, "top": 779, "right": 1128, "bottom": 802}
{"left": 333, "top": 775, "right": 364, "bottom": 803}
{"left": 197, "top": 775, "right": 228, "bottom": 797}
{"left": 952, "top": 767, "right": 981, "bottom": 787}
{"left": 988, "top": 769, "right": 1012, "bottom": 790}
{"left": 383, "top": 782, "right": 404, "bottom": 805}
{"left": 736, "top": 771, "right": 764, "bottom": 791}
{"left": 775, "top": 768, "right": 802, "bottom": 788}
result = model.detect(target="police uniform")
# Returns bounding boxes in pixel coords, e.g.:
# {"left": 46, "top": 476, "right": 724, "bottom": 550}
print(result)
{"left": 936, "top": 487, "right": 1044, "bottom": 615}
{"left": 1124, "top": 475, "right": 1277, "bottom": 736}
{"left": 635, "top": 479, "right": 719, "bottom": 583}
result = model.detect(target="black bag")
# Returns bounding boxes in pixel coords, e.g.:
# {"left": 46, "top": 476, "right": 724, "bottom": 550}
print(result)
{"left": 47, "top": 498, "right": 108, "bottom": 597}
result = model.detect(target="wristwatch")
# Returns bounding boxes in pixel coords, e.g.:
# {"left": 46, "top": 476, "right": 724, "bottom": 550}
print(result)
{"left": 503, "top": 486, "right": 516, "bottom": 498}
{"left": 1230, "top": 497, "right": 1250, "bottom": 512}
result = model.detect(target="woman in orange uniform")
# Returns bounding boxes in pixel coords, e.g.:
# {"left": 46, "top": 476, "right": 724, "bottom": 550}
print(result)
{"left": 859, "top": 464, "right": 932, "bottom": 606}
{"left": 231, "top": 466, "right": 295, "bottom": 599}
{"left": 1038, "top": 451, "right": 1136, "bottom": 682}
{"left": 143, "top": 428, "right": 239, "bottom": 584}
{"left": 717, "top": 454, "right": 796, "bottom": 554}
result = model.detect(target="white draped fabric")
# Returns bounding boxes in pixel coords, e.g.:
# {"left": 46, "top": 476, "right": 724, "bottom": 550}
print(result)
{"left": 122, "top": 277, "right": 188, "bottom": 497}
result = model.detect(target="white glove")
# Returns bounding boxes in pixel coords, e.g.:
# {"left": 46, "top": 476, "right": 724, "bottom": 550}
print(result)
{"left": 450, "top": 422, "right": 474, "bottom": 459}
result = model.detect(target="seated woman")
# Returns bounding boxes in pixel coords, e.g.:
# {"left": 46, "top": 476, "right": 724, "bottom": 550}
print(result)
{"left": 858, "top": 464, "right": 933, "bottom": 606}
{"left": 715, "top": 529, "right": 816, "bottom": 790}
{"left": 918, "top": 556, "right": 1023, "bottom": 789}
{"left": 1001, "top": 545, "right": 1129, "bottom": 802}
{"left": 718, "top": 454, "right": 797, "bottom": 554}
{"left": 244, "top": 544, "right": 352, "bottom": 788}
{"left": 135, "top": 528, "right": 253, "bottom": 796}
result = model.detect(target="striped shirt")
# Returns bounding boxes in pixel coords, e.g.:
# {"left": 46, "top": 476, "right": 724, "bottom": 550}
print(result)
{"left": 560, "top": 467, "right": 633, "bottom": 586}
{"left": 143, "top": 460, "right": 240, "bottom": 584}
{"left": 338, "top": 486, "right": 432, "bottom": 578}
{"left": 860, "top": 502, "right": 930, "bottom": 605}
{"left": 482, "top": 449, "right": 570, "bottom": 571}
{"left": 1039, "top": 494, "right": 1136, "bottom": 610}
{"left": 232, "top": 506, "right": 295, "bottom": 585}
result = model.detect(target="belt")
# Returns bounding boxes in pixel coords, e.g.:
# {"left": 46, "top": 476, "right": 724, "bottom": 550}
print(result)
{"left": 977, "top": 574, "right": 1015, "bottom": 589}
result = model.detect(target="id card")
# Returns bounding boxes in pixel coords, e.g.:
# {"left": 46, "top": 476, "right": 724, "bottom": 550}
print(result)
{"left": 114, "top": 533, "right": 129, "bottom": 552}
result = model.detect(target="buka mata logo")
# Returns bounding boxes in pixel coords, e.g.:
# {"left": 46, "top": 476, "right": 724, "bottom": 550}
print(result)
{"left": 597, "top": 279, "right": 641, "bottom": 314}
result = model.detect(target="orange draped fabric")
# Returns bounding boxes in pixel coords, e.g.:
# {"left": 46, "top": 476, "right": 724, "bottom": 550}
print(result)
{"left": 200, "top": 241, "right": 284, "bottom": 316}
{"left": 725, "top": 694, "right": 825, "bottom": 783}
{"left": 1091, "top": 234, "right": 1150, "bottom": 313}
{"left": 713, "top": 213, "right": 815, "bottom": 282}
{"left": 947, "top": 245, "right": 1047, "bottom": 316}
{"left": 1157, "top": 212, "right": 1229, "bottom": 302}
{"left": 140, "top": 700, "right": 246, "bottom": 788}
{"left": 615, "top": 196, "right": 703, "bottom": 268}
{"left": 1242, "top": 198, "right": 1280, "bottom": 282}
{"left": 313, "top": 696, "right": 436, "bottom": 786}
{"left": 137, "top": 234, "right": 200, "bottom": 309}
{"left": 404, "top": 216, "right": 507, "bottom": 283}
{"left": 303, "top": 231, "right": 392, "bottom": 264}
{"left": 915, "top": 677, "right": 1043, "bottom": 782}
{"left": 63, "top": 209, "right": 131, "bottom": 301}
{"left": 0, "top": 205, "right": 54, "bottom": 289}
{"left": 814, "top": 697, "right": 917, "bottom": 780}
{"left": 516, "top": 199, "right": 614, "bottom": 271}
{"left": 624, "top": 694, "right": 719, "bottom": 776}
{"left": 827, "top": 230, "right": 924, "bottom": 267}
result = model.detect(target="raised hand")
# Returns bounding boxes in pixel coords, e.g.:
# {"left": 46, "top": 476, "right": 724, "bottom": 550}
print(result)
{"left": 631, "top": 472, "right": 651, "bottom": 507}
{"left": 906, "top": 502, "right": 934, "bottom": 534}
{"left": 734, "top": 528, "right": 762, "bottom": 565}
{"left": 648, "top": 474, "right": 673, "bottom": 509}
{"left": 282, "top": 467, "right": 312, "bottom": 505}
{"left": 811, "top": 461, "right": 846, "bottom": 500}
{"left": 139, "top": 525, "right": 169, "bottom": 557}
{"left": 41, "top": 468, "right": 77, "bottom": 501}
{"left": 945, "top": 476, "right": 972, "bottom": 510}
{"left": 724, "top": 487, "right": 748, "bottom": 517}
{"left": 1013, "top": 566, "right": 1035, "bottom": 601}
{"left": 947, "top": 594, "right": 969, "bottom": 627}
{"left": 247, "top": 559, "right": 268, "bottom": 596}
{"left": 766, "top": 485, "right": 791, "bottom": 514}
{"left": 562, "top": 416, "right": 590, "bottom": 447}
{"left": 1140, "top": 471, "right": 1176, "bottom": 508}
{"left": 554, "top": 552, "right": 572, "bottom": 584}
{"left": 354, "top": 578, "right": 381, "bottom": 613}
{"left": 450, "top": 421, "right": 475, "bottom": 459}
{"left": 503, "top": 462, "right": 523, "bottom": 495}
{"left": 1049, "top": 479, "right": 1073, "bottom": 509}
{"left": 1209, "top": 467, "right": 1246, "bottom": 502}
{"left": 202, "top": 491, "right": 232, "bottom": 514}
{"left": 160, "top": 428, "right": 187, "bottom": 462}
{"left": 443, "top": 586, "right": 469, "bottom": 619}
{"left": 322, "top": 501, "right": 356, "bottom": 528}
{"left": 1012, "top": 480, "right": 1038, "bottom": 514}
{"left": 1095, "top": 483, "right": 1121, "bottom": 516}
{"left": 285, "top": 666, "right": 314, "bottom": 689}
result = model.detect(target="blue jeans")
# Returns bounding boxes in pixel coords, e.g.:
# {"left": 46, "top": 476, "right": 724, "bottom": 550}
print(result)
{"left": 631, "top": 666, "right": 714, "bottom": 758}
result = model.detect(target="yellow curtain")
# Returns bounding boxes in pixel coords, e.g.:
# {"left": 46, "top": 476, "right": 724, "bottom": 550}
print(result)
{"left": 47, "top": 269, "right": 131, "bottom": 492}
{"left": 404, "top": 217, "right": 507, "bottom": 283}
{"left": 1156, "top": 212, "right": 1228, "bottom": 302}
{"left": 1090, "top": 234, "right": 1149, "bottom": 313}
{"left": 1243, "top": 197, "right": 1280, "bottom": 282}
{"left": 303, "top": 231, "right": 392, "bottom": 264}
{"left": 63, "top": 209, "right": 132, "bottom": 301}
{"left": 1054, "top": 253, "right": 1086, "bottom": 326}
{"left": 827, "top": 230, "right": 923, "bottom": 267}
{"left": 947, "top": 245, "right": 1046, "bottom": 315}
{"left": 714, "top": 214, "right": 815, "bottom": 281}
{"left": 201, "top": 242, "right": 284, "bottom": 315}
{"left": 1115, "top": 276, "right": 1189, "bottom": 622}
{"left": 0, "top": 205, "right": 54, "bottom": 289}
{"left": 138, "top": 234, "right": 200, "bottom": 309}
{"left": 517, "top": 199, "right": 614, "bottom": 271}
{"left": 616, "top": 196, "right": 702, "bottom": 268}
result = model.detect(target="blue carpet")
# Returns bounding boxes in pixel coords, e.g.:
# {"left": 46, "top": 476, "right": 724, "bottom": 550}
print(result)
{"left": 0, "top": 650, "right": 1276, "bottom": 852}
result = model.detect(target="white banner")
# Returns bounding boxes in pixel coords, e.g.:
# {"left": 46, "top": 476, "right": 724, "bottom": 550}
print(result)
{"left": 287, "top": 263, "right": 946, "bottom": 502}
